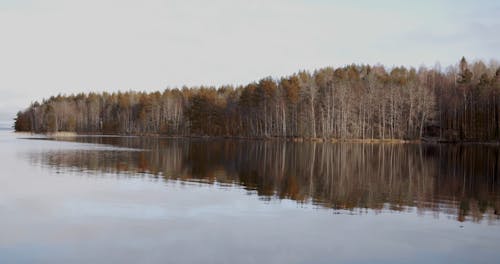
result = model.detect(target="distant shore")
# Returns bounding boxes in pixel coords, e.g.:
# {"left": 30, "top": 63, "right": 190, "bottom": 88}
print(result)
{"left": 14, "top": 131, "right": 500, "bottom": 145}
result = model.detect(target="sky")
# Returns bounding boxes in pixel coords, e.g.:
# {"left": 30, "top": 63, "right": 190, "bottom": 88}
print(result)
{"left": 0, "top": 0, "right": 499, "bottom": 123}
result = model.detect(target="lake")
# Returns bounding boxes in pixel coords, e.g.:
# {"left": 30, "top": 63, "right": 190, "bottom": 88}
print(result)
{"left": 0, "top": 130, "right": 499, "bottom": 263}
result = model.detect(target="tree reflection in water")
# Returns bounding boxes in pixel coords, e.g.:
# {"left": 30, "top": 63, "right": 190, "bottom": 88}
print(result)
{"left": 28, "top": 136, "right": 500, "bottom": 223}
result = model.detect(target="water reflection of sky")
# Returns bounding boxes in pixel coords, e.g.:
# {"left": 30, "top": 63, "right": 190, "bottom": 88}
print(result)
{"left": 1, "top": 131, "right": 500, "bottom": 264}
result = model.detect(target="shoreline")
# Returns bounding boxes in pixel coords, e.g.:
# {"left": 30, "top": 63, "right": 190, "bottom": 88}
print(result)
{"left": 13, "top": 131, "right": 500, "bottom": 145}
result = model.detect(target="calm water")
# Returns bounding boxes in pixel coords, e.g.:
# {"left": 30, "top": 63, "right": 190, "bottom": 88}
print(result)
{"left": 1, "top": 130, "right": 499, "bottom": 263}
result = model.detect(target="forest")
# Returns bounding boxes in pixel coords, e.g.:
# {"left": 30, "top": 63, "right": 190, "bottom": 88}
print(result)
{"left": 14, "top": 57, "right": 500, "bottom": 141}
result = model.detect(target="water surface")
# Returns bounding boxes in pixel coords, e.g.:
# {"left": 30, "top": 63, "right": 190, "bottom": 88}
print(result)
{"left": 1, "top": 131, "right": 499, "bottom": 263}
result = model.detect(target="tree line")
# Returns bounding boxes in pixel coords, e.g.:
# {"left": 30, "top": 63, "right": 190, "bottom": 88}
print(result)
{"left": 14, "top": 57, "right": 500, "bottom": 141}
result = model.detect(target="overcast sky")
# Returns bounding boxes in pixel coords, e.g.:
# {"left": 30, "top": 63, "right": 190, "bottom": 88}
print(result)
{"left": 0, "top": 0, "right": 499, "bottom": 122}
